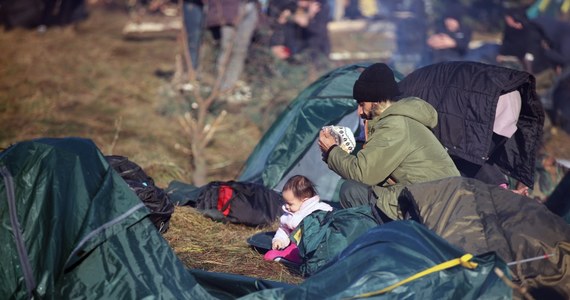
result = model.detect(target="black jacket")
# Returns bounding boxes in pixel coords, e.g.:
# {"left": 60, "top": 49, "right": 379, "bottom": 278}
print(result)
{"left": 499, "top": 18, "right": 554, "bottom": 74}
{"left": 533, "top": 16, "right": 570, "bottom": 68}
{"left": 398, "top": 61, "right": 545, "bottom": 187}
{"left": 433, "top": 21, "right": 472, "bottom": 57}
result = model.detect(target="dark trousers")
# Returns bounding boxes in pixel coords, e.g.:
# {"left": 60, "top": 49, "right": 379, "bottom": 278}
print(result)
{"left": 339, "top": 180, "right": 375, "bottom": 208}
{"left": 340, "top": 180, "right": 392, "bottom": 223}
{"left": 182, "top": 2, "right": 204, "bottom": 70}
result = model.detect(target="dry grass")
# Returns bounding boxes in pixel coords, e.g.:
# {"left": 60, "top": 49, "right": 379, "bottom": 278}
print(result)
{"left": 0, "top": 8, "right": 189, "bottom": 182}
{"left": 163, "top": 206, "right": 304, "bottom": 284}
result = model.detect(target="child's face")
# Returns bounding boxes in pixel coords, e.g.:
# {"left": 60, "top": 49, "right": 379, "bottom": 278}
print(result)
{"left": 283, "top": 190, "right": 304, "bottom": 213}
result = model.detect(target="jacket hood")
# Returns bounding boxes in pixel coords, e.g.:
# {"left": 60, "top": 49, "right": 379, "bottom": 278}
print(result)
{"left": 396, "top": 61, "right": 544, "bottom": 188}
{"left": 378, "top": 97, "right": 438, "bottom": 128}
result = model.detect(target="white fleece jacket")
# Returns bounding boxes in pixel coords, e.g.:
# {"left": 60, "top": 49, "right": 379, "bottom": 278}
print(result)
{"left": 272, "top": 195, "right": 333, "bottom": 246}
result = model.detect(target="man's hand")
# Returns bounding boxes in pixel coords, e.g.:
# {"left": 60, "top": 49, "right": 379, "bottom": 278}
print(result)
{"left": 427, "top": 34, "right": 456, "bottom": 49}
{"left": 271, "top": 45, "right": 291, "bottom": 60}
{"left": 277, "top": 9, "right": 291, "bottom": 24}
{"left": 307, "top": 2, "right": 321, "bottom": 18}
{"left": 318, "top": 128, "right": 337, "bottom": 153}
{"left": 512, "top": 183, "right": 529, "bottom": 197}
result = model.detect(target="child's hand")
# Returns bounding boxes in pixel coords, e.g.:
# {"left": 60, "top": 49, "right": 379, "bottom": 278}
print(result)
{"left": 272, "top": 240, "right": 285, "bottom": 250}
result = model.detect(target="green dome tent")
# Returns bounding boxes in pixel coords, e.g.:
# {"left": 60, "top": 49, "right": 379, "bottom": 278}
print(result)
{"left": 238, "top": 63, "right": 403, "bottom": 201}
{"left": 0, "top": 138, "right": 214, "bottom": 299}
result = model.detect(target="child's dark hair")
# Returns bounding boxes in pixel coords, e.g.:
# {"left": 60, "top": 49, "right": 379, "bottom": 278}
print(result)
{"left": 283, "top": 175, "right": 317, "bottom": 200}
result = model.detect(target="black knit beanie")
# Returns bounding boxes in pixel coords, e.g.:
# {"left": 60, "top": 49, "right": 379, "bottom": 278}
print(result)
{"left": 353, "top": 63, "right": 401, "bottom": 103}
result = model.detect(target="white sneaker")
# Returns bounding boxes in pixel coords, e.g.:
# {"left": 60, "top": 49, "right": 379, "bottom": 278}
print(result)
{"left": 226, "top": 81, "right": 252, "bottom": 104}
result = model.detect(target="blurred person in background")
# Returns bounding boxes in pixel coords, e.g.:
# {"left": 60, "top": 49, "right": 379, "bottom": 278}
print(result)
{"left": 206, "top": 0, "right": 260, "bottom": 93}
{"left": 182, "top": 0, "right": 204, "bottom": 72}
{"left": 532, "top": 15, "right": 570, "bottom": 72}
{"left": 343, "top": 0, "right": 361, "bottom": 19}
{"left": 268, "top": 0, "right": 331, "bottom": 69}
{"left": 498, "top": 5, "right": 570, "bottom": 128}
{"left": 389, "top": 0, "right": 428, "bottom": 74}
{"left": 328, "top": 0, "right": 345, "bottom": 21}
{"left": 425, "top": 4, "right": 472, "bottom": 64}
{"left": 0, "top": 0, "right": 88, "bottom": 30}
{"left": 497, "top": 6, "right": 555, "bottom": 78}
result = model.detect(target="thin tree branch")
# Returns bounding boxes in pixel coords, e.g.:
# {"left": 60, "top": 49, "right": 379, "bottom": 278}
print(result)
{"left": 201, "top": 109, "right": 227, "bottom": 147}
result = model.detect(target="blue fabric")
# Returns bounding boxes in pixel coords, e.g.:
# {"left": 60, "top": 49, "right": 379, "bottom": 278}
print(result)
{"left": 182, "top": 2, "right": 204, "bottom": 69}
{"left": 241, "top": 221, "right": 511, "bottom": 299}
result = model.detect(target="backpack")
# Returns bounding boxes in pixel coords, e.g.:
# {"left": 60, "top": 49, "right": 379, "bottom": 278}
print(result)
{"left": 195, "top": 181, "right": 284, "bottom": 227}
{"left": 105, "top": 155, "right": 175, "bottom": 233}
{"left": 292, "top": 206, "right": 379, "bottom": 276}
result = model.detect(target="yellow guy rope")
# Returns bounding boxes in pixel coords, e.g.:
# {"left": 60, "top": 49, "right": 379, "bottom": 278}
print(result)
{"left": 346, "top": 254, "right": 479, "bottom": 299}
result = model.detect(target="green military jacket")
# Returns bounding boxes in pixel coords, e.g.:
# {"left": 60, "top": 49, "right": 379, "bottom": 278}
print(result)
{"left": 327, "top": 97, "right": 460, "bottom": 219}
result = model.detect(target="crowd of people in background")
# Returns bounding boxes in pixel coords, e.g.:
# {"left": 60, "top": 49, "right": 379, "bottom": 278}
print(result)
{"left": 178, "top": 0, "right": 332, "bottom": 102}
{"left": 174, "top": 0, "right": 570, "bottom": 112}
{"left": 2, "top": 0, "right": 569, "bottom": 200}
{"left": 4, "top": 1, "right": 569, "bottom": 98}
{"left": 266, "top": 0, "right": 330, "bottom": 67}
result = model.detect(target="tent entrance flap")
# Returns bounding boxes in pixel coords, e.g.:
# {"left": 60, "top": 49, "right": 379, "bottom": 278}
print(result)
{"left": 273, "top": 111, "right": 361, "bottom": 201}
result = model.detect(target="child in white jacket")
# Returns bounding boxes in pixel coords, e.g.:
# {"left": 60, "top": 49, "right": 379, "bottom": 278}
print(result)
{"left": 264, "top": 175, "right": 333, "bottom": 263}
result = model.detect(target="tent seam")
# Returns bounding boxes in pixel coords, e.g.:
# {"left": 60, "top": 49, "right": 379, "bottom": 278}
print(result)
{"left": 0, "top": 166, "right": 37, "bottom": 299}
{"left": 64, "top": 202, "right": 146, "bottom": 267}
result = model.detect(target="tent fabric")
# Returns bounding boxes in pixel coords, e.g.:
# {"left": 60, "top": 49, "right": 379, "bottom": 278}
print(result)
{"left": 166, "top": 180, "right": 202, "bottom": 206}
{"left": 188, "top": 269, "right": 293, "bottom": 300}
{"left": 0, "top": 138, "right": 213, "bottom": 299}
{"left": 241, "top": 221, "right": 512, "bottom": 299}
{"left": 293, "top": 205, "right": 379, "bottom": 276}
{"left": 271, "top": 112, "right": 360, "bottom": 199}
{"left": 238, "top": 64, "right": 372, "bottom": 200}
{"left": 398, "top": 176, "right": 570, "bottom": 296}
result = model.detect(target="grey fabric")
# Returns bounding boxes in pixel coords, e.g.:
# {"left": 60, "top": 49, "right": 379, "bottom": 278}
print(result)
{"left": 217, "top": 2, "right": 258, "bottom": 91}
{"left": 398, "top": 177, "right": 570, "bottom": 296}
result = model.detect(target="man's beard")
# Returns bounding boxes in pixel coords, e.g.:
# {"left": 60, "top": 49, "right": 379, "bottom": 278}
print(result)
{"left": 360, "top": 112, "right": 373, "bottom": 120}
{"left": 359, "top": 103, "right": 381, "bottom": 120}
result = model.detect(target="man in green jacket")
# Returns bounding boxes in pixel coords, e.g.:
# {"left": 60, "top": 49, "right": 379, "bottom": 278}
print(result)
{"left": 318, "top": 63, "right": 460, "bottom": 221}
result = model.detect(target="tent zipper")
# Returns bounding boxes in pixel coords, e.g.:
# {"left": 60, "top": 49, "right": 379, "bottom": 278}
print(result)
{"left": 64, "top": 201, "right": 146, "bottom": 268}
{"left": 1, "top": 166, "right": 37, "bottom": 299}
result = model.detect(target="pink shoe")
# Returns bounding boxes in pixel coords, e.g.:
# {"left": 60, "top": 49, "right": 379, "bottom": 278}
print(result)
{"left": 263, "top": 243, "right": 302, "bottom": 264}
